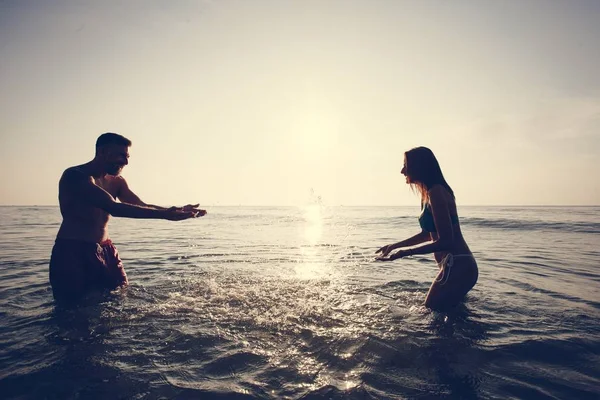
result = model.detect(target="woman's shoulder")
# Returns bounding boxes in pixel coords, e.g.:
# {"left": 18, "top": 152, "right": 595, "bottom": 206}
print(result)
{"left": 427, "top": 184, "right": 455, "bottom": 203}
{"left": 427, "top": 184, "right": 447, "bottom": 195}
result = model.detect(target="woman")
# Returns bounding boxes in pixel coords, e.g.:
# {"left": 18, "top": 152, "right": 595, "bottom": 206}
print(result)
{"left": 376, "top": 147, "right": 478, "bottom": 310}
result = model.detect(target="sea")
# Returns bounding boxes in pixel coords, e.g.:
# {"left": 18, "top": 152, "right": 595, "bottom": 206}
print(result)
{"left": 1, "top": 205, "right": 599, "bottom": 399}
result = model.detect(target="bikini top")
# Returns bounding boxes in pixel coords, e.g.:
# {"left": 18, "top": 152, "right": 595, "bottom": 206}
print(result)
{"left": 419, "top": 202, "right": 459, "bottom": 233}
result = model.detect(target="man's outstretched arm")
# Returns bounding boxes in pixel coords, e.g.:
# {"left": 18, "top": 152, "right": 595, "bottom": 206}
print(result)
{"left": 116, "top": 177, "right": 206, "bottom": 215}
{"left": 65, "top": 171, "right": 197, "bottom": 220}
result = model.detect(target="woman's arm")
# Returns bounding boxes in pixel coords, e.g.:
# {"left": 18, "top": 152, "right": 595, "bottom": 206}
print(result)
{"left": 376, "top": 230, "right": 431, "bottom": 256}
{"left": 396, "top": 186, "right": 454, "bottom": 257}
{"left": 390, "top": 231, "right": 432, "bottom": 250}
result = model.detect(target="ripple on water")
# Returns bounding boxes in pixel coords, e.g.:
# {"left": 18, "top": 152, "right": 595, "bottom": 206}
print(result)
{"left": 2, "top": 206, "right": 600, "bottom": 399}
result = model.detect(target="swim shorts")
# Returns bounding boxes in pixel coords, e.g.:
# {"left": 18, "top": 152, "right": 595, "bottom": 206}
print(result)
{"left": 49, "top": 238, "right": 128, "bottom": 303}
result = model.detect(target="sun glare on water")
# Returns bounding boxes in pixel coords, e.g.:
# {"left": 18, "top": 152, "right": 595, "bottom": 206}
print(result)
{"left": 295, "top": 204, "right": 328, "bottom": 279}
{"left": 303, "top": 204, "right": 323, "bottom": 245}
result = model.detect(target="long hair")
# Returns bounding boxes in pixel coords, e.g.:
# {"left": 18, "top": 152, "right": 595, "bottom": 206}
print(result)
{"left": 405, "top": 147, "right": 454, "bottom": 202}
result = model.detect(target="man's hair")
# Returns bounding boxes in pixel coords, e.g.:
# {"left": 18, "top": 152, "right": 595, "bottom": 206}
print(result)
{"left": 96, "top": 132, "right": 132, "bottom": 149}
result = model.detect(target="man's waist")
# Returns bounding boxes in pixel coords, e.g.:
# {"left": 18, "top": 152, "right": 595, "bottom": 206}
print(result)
{"left": 56, "top": 222, "right": 109, "bottom": 244}
{"left": 55, "top": 235, "right": 113, "bottom": 246}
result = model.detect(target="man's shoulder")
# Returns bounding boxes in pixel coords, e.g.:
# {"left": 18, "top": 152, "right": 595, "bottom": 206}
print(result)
{"left": 103, "top": 174, "right": 127, "bottom": 187}
{"left": 107, "top": 174, "right": 126, "bottom": 182}
{"left": 61, "top": 166, "right": 92, "bottom": 182}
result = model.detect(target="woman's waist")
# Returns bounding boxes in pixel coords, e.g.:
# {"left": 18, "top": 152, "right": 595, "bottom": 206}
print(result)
{"left": 434, "top": 250, "right": 475, "bottom": 264}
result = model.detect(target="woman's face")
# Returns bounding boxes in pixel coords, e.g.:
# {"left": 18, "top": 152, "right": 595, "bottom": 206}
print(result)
{"left": 401, "top": 156, "right": 411, "bottom": 184}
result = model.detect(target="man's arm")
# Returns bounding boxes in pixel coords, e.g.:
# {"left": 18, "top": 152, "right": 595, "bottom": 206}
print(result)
{"left": 116, "top": 177, "right": 163, "bottom": 209}
{"left": 116, "top": 177, "right": 206, "bottom": 215}
{"left": 65, "top": 170, "right": 195, "bottom": 220}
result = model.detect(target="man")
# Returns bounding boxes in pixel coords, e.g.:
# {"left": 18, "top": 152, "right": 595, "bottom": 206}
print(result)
{"left": 49, "top": 132, "right": 206, "bottom": 303}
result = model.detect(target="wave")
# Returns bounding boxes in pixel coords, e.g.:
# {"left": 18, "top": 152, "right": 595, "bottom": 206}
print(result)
{"left": 463, "top": 217, "right": 600, "bottom": 234}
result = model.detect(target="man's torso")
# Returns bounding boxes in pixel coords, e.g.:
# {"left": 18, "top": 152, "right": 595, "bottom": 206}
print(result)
{"left": 57, "top": 165, "right": 123, "bottom": 243}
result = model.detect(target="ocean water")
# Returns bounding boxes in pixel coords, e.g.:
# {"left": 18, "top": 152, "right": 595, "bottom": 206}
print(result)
{"left": 0, "top": 205, "right": 599, "bottom": 399}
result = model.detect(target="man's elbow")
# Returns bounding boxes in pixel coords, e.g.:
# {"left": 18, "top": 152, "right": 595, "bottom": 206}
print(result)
{"left": 103, "top": 201, "right": 123, "bottom": 216}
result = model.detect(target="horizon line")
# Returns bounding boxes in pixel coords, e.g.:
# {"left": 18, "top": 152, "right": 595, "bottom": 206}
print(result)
{"left": 1, "top": 204, "right": 598, "bottom": 208}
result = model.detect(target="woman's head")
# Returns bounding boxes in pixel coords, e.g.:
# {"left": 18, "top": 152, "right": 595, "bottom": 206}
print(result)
{"left": 401, "top": 147, "right": 453, "bottom": 200}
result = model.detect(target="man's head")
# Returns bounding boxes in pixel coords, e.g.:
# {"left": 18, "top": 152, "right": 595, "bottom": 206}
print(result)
{"left": 95, "top": 132, "right": 132, "bottom": 176}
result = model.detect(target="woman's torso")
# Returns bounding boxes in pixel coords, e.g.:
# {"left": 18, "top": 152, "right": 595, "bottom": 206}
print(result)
{"left": 419, "top": 187, "right": 472, "bottom": 264}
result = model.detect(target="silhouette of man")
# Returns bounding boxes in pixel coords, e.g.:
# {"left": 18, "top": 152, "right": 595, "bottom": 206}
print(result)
{"left": 49, "top": 132, "right": 206, "bottom": 303}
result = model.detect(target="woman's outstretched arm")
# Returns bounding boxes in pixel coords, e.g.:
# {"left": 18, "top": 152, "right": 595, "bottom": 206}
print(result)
{"left": 376, "top": 230, "right": 431, "bottom": 257}
{"left": 395, "top": 186, "right": 455, "bottom": 257}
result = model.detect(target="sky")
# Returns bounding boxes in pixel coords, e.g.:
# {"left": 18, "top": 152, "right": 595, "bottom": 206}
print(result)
{"left": 1, "top": 0, "right": 599, "bottom": 206}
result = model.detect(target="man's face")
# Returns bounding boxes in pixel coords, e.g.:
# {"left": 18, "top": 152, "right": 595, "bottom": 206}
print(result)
{"left": 102, "top": 145, "right": 130, "bottom": 176}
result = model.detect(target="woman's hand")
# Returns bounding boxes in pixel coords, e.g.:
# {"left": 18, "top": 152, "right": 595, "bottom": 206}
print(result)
{"left": 375, "top": 244, "right": 395, "bottom": 258}
{"left": 375, "top": 249, "right": 409, "bottom": 262}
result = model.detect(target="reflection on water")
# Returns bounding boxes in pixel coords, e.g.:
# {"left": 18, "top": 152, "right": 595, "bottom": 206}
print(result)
{"left": 297, "top": 205, "right": 327, "bottom": 280}
{"left": 1, "top": 206, "right": 599, "bottom": 399}
{"left": 82, "top": 270, "right": 466, "bottom": 398}
{"left": 302, "top": 204, "right": 324, "bottom": 245}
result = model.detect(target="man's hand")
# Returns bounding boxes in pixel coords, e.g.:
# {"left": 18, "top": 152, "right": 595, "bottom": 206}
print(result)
{"left": 164, "top": 208, "right": 201, "bottom": 221}
{"left": 168, "top": 204, "right": 207, "bottom": 217}
{"left": 181, "top": 203, "right": 199, "bottom": 211}
{"left": 172, "top": 204, "right": 207, "bottom": 216}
